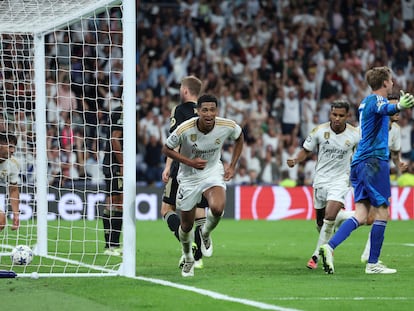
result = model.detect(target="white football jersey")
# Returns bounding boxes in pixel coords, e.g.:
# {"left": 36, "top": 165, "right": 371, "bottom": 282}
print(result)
{"left": 0, "top": 157, "right": 19, "bottom": 185}
{"left": 303, "top": 122, "right": 360, "bottom": 187}
{"left": 388, "top": 122, "right": 401, "bottom": 152}
{"left": 166, "top": 116, "right": 242, "bottom": 182}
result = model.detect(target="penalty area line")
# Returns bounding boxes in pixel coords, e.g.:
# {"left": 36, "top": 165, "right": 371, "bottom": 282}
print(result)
{"left": 135, "top": 275, "right": 302, "bottom": 311}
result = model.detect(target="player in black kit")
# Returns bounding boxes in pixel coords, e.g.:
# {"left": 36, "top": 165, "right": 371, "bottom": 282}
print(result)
{"left": 102, "top": 105, "right": 124, "bottom": 256}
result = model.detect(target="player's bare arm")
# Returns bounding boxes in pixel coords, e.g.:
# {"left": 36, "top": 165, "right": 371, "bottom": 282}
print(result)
{"left": 9, "top": 183, "right": 19, "bottom": 230}
{"left": 287, "top": 148, "right": 312, "bottom": 167}
{"left": 162, "top": 145, "right": 207, "bottom": 170}
{"left": 162, "top": 146, "right": 180, "bottom": 182}
{"left": 390, "top": 150, "right": 408, "bottom": 173}
{"left": 224, "top": 133, "right": 244, "bottom": 181}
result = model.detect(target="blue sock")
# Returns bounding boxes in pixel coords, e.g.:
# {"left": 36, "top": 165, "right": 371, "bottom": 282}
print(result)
{"left": 328, "top": 217, "right": 359, "bottom": 249}
{"left": 368, "top": 220, "right": 387, "bottom": 264}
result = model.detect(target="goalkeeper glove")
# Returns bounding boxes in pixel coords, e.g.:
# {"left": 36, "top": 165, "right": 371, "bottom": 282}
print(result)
{"left": 397, "top": 90, "right": 414, "bottom": 110}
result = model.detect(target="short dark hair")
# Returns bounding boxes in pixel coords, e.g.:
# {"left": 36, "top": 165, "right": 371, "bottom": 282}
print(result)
{"left": 331, "top": 100, "right": 349, "bottom": 112}
{"left": 197, "top": 94, "right": 218, "bottom": 108}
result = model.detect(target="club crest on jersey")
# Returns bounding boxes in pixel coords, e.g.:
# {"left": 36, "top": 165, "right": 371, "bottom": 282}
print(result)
{"left": 324, "top": 132, "right": 330, "bottom": 140}
{"left": 215, "top": 138, "right": 221, "bottom": 145}
{"left": 170, "top": 133, "right": 179, "bottom": 143}
{"left": 190, "top": 134, "right": 197, "bottom": 142}
{"left": 345, "top": 140, "right": 351, "bottom": 147}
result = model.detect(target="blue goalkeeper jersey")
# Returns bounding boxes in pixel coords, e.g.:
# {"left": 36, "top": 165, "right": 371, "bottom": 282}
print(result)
{"left": 352, "top": 94, "right": 399, "bottom": 165}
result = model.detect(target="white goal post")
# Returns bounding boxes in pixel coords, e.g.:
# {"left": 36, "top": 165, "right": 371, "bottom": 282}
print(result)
{"left": 0, "top": 0, "right": 136, "bottom": 277}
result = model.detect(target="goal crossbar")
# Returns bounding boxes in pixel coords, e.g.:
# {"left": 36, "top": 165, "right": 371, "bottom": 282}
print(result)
{"left": 0, "top": 0, "right": 122, "bottom": 34}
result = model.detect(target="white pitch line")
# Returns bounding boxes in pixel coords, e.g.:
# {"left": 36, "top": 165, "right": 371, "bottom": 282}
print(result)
{"left": 267, "top": 297, "right": 412, "bottom": 301}
{"left": 402, "top": 243, "right": 414, "bottom": 247}
{"left": 136, "top": 275, "right": 302, "bottom": 311}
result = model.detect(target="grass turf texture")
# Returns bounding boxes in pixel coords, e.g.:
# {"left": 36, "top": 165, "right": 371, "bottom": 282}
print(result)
{"left": 1, "top": 219, "right": 413, "bottom": 310}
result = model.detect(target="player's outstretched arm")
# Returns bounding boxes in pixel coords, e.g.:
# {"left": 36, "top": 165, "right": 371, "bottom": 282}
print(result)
{"left": 397, "top": 90, "right": 414, "bottom": 110}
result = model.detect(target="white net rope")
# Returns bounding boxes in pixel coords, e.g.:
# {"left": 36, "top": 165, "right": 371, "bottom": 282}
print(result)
{"left": 0, "top": 0, "right": 124, "bottom": 276}
{"left": 0, "top": 0, "right": 120, "bottom": 33}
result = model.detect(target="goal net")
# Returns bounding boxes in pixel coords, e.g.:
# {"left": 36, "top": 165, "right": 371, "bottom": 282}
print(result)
{"left": 0, "top": 0, "right": 136, "bottom": 277}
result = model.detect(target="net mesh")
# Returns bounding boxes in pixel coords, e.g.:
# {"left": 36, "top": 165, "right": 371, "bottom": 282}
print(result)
{"left": 0, "top": 0, "right": 125, "bottom": 276}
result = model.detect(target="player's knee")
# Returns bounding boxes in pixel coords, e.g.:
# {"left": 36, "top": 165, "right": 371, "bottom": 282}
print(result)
{"left": 180, "top": 223, "right": 193, "bottom": 233}
{"left": 208, "top": 205, "right": 225, "bottom": 217}
{"left": 316, "top": 218, "right": 324, "bottom": 228}
{"left": 365, "top": 215, "right": 374, "bottom": 226}
{"left": 160, "top": 202, "right": 175, "bottom": 217}
{"left": 315, "top": 208, "right": 325, "bottom": 229}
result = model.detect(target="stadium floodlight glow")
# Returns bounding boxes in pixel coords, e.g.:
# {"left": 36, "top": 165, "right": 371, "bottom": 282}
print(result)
{"left": 0, "top": 0, "right": 136, "bottom": 278}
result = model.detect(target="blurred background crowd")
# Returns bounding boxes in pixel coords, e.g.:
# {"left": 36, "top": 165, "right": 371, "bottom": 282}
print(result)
{"left": 135, "top": 0, "right": 414, "bottom": 187}
{"left": 2, "top": 0, "right": 414, "bottom": 188}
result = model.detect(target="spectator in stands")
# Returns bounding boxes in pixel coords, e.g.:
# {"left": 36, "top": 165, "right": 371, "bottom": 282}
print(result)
{"left": 279, "top": 170, "right": 297, "bottom": 188}
{"left": 281, "top": 86, "right": 301, "bottom": 145}
{"left": 47, "top": 141, "right": 62, "bottom": 187}
{"left": 35, "top": 1, "right": 414, "bottom": 188}
{"left": 56, "top": 75, "right": 78, "bottom": 125}
{"left": 259, "top": 145, "right": 280, "bottom": 184}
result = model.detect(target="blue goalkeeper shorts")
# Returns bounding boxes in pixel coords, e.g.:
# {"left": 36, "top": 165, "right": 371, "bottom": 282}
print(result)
{"left": 350, "top": 158, "right": 391, "bottom": 207}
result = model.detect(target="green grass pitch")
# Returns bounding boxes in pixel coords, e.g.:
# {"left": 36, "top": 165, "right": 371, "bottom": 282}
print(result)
{"left": 1, "top": 219, "right": 413, "bottom": 311}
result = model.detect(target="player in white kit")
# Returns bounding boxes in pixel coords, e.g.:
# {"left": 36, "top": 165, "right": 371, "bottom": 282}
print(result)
{"left": 287, "top": 100, "right": 360, "bottom": 269}
{"left": 0, "top": 132, "right": 20, "bottom": 231}
{"left": 163, "top": 94, "right": 244, "bottom": 277}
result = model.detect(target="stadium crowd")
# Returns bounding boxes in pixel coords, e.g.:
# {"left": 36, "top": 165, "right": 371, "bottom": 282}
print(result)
{"left": 3, "top": 0, "right": 414, "bottom": 188}
{"left": 134, "top": 0, "right": 414, "bottom": 187}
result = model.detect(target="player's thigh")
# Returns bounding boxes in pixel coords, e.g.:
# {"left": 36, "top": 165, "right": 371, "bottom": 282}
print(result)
{"left": 176, "top": 182, "right": 202, "bottom": 212}
{"left": 203, "top": 185, "right": 226, "bottom": 214}
{"left": 162, "top": 176, "right": 178, "bottom": 206}
{"left": 313, "top": 187, "right": 327, "bottom": 210}
{"left": 161, "top": 177, "right": 178, "bottom": 215}
{"left": 325, "top": 185, "right": 349, "bottom": 219}
{"left": 365, "top": 160, "right": 391, "bottom": 207}
{"left": 105, "top": 166, "right": 123, "bottom": 193}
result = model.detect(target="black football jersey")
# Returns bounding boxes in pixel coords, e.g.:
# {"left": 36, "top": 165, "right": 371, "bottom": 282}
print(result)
{"left": 169, "top": 101, "right": 197, "bottom": 176}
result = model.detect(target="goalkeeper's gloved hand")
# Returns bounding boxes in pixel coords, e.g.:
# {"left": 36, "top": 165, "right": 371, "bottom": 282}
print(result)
{"left": 397, "top": 90, "right": 414, "bottom": 110}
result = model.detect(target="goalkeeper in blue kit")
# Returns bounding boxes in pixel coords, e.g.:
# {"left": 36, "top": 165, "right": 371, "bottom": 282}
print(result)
{"left": 320, "top": 66, "right": 414, "bottom": 274}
